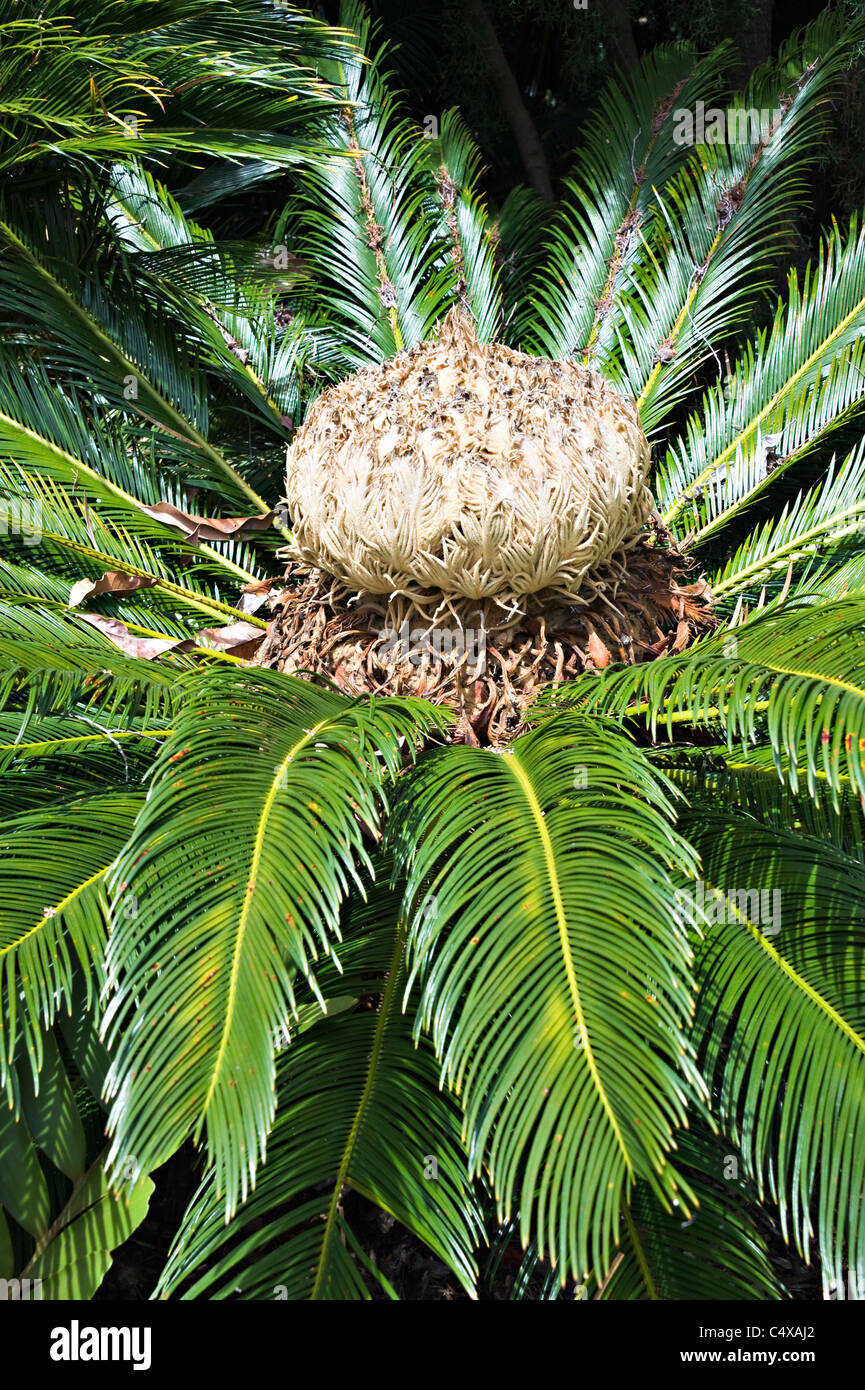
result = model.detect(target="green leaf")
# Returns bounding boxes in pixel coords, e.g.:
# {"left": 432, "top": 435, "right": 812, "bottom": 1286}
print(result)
{"left": 556, "top": 595, "right": 865, "bottom": 807}
{"left": 657, "top": 216, "right": 865, "bottom": 540}
{"left": 21, "top": 1153, "right": 153, "bottom": 1300}
{"left": 102, "top": 669, "right": 447, "bottom": 1216}
{"left": 0, "top": 792, "right": 140, "bottom": 1093}
{"left": 0, "top": 1096, "right": 50, "bottom": 1237}
{"left": 17, "top": 1030, "right": 86, "bottom": 1183}
{"left": 603, "top": 1129, "right": 781, "bottom": 1300}
{"left": 389, "top": 712, "right": 704, "bottom": 1282}
{"left": 156, "top": 894, "right": 482, "bottom": 1300}
{"left": 280, "top": 0, "right": 447, "bottom": 365}
{"left": 685, "top": 810, "right": 865, "bottom": 1294}
{"left": 517, "top": 41, "right": 732, "bottom": 362}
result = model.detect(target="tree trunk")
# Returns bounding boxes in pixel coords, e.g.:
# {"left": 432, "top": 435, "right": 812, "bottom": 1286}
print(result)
{"left": 731, "top": 0, "right": 774, "bottom": 90}
{"left": 605, "top": 0, "right": 639, "bottom": 74}
{"left": 464, "top": 0, "right": 554, "bottom": 204}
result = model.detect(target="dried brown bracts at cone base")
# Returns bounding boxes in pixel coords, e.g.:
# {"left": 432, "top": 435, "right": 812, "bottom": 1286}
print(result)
{"left": 254, "top": 308, "right": 714, "bottom": 744}
{"left": 253, "top": 555, "right": 714, "bottom": 745}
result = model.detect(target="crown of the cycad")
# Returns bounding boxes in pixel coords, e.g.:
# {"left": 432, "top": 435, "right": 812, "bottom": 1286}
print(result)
{"left": 283, "top": 307, "right": 653, "bottom": 607}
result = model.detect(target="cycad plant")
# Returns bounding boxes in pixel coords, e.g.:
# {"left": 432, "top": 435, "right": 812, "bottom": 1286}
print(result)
{"left": 2, "top": 0, "right": 865, "bottom": 1300}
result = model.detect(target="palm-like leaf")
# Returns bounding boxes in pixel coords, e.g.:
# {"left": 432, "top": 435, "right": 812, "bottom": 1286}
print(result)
{"left": 683, "top": 810, "right": 865, "bottom": 1295}
{"left": 2, "top": 0, "right": 865, "bottom": 1304}
{"left": 279, "top": 0, "right": 447, "bottom": 366}
{"left": 601, "top": 1129, "right": 781, "bottom": 1300}
{"left": 619, "top": 16, "right": 859, "bottom": 430}
{"left": 101, "top": 670, "right": 447, "bottom": 1214}
{"left": 709, "top": 440, "right": 865, "bottom": 610}
{"left": 516, "top": 41, "right": 733, "bottom": 362}
{"left": 389, "top": 713, "right": 704, "bottom": 1282}
{"left": 155, "top": 890, "right": 482, "bottom": 1299}
{"left": 657, "top": 216, "right": 865, "bottom": 541}
{"left": 0, "top": 794, "right": 140, "bottom": 1096}
{"left": 555, "top": 596, "right": 865, "bottom": 807}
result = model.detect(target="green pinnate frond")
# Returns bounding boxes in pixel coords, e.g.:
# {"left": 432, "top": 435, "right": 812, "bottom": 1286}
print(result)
{"left": 624, "top": 15, "right": 862, "bottom": 431}
{"left": 101, "top": 670, "right": 448, "bottom": 1216}
{"left": 602, "top": 1129, "right": 781, "bottom": 1300}
{"left": 425, "top": 108, "right": 502, "bottom": 341}
{"left": 389, "top": 713, "right": 704, "bottom": 1283}
{"left": 280, "top": 0, "right": 445, "bottom": 367}
{"left": 0, "top": 0, "right": 347, "bottom": 174}
{"left": 516, "top": 40, "right": 733, "bottom": 361}
{"left": 709, "top": 440, "right": 865, "bottom": 609}
{"left": 685, "top": 811, "right": 865, "bottom": 1294}
{"left": 155, "top": 895, "right": 482, "bottom": 1300}
{"left": 657, "top": 216, "right": 865, "bottom": 541}
{"left": 554, "top": 596, "right": 865, "bottom": 808}
{"left": 0, "top": 794, "right": 140, "bottom": 1096}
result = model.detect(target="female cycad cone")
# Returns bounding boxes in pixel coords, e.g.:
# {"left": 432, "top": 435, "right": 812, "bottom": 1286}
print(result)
{"left": 284, "top": 309, "right": 653, "bottom": 608}
{"left": 257, "top": 309, "right": 713, "bottom": 743}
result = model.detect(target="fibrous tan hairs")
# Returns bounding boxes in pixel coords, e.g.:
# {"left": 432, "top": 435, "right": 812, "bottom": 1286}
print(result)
{"left": 254, "top": 308, "right": 713, "bottom": 743}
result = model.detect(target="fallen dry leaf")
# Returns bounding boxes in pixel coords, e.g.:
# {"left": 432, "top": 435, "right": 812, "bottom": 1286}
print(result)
{"left": 194, "top": 622, "right": 266, "bottom": 658}
{"left": 237, "top": 577, "right": 281, "bottom": 615}
{"left": 74, "top": 613, "right": 194, "bottom": 660}
{"left": 671, "top": 619, "right": 691, "bottom": 652}
{"left": 69, "top": 571, "right": 158, "bottom": 608}
{"left": 135, "top": 500, "right": 276, "bottom": 544}
{"left": 586, "top": 630, "right": 611, "bottom": 669}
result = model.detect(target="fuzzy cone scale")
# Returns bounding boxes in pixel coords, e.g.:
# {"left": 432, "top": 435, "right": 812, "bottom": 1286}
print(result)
{"left": 258, "top": 310, "right": 713, "bottom": 744}
{"left": 283, "top": 309, "right": 653, "bottom": 608}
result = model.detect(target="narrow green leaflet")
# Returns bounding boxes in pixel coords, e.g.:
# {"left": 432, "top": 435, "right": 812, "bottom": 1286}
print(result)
{"left": 685, "top": 811, "right": 865, "bottom": 1294}
{"left": 19, "top": 1153, "right": 153, "bottom": 1300}
{"left": 557, "top": 596, "right": 865, "bottom": 807}
{"left": 0, "top": 793, "right": 140, "bottom": 1092}
{"left": 602, "top": 1129, "right": 781, "bottom": 1300}
{"left": 389, "top": 712, "right": 704, "bottom": 1282}
{"left": 156, "top": 901, "right": 482, "bottom": 1300}
{"left": 102, "top": 669, "right": 447, "bottom": 1215}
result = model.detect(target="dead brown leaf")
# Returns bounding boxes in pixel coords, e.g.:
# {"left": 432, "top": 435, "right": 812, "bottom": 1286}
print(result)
{"left": 135, "top": 501, "right": 276, "bottom": 544}
{"left": 586, "top": 630, "right": 611, "bottom": 669}
{"left": 69, "top": 571, "right": 158, "bottom": 607}
{"left": 74, "top": 613, "right": 194, "bottom": 660}
{"left": 195, "top": 622, "right": 266, "bottom": 658}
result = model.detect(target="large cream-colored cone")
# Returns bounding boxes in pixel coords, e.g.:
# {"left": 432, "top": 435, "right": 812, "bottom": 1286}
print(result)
{"left": 283, "top": 309, "right": 653, "bottom": 610}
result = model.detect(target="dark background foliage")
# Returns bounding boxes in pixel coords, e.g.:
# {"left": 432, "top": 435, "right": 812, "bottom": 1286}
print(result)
{"left": 210, "top": 1, "right": 865, "bottom": 241}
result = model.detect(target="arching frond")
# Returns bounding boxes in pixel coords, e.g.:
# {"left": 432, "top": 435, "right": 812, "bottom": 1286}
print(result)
{"left": 0, "top": 461, "right": 264, "bottom": 635}
{"left": 653, "top": 743, "right": 865, "bottom": 856}
{"left": 155, "top": 893, "right": 482, "bottom": 1300}
{"left": 0, "top": 602, "right": 188, "bottom": 726}
{"left": 388, "top": 713, "right": 704, "bottom": 1283}
{"left": 550, "top": 596, "right": 865, "bottom": 807}
{"left": 0, "top": 212, "right": 274, "bottom": 515}
{"left": 0, "top": 794, "right": 140, "bottom": 1094}
{"left": 105, "top": 161, "right": 308, "bottom": 432}
{"left": 656, "top": 216, "right": 865, "bottom": 540}
{"left": 279, "top": 0, "right": 446, "bottom": 367}
{"left": 625, "top": 16, "right": 861, "bottom": 431}
{"left": 0, "top": 0, "right": 346, "bottom": 174}
{"left": 516, "top": 41, "right": 733, "bottom": 361}
{"left": 101, "top": 671, "right": 448, "bottom": 1216}
{"left": 709, "top": 440, "right": 865, "bottom": 609}
{"left": 602, "top": 1129, "right": 781, "bottom": 1300}
{"left": 425, "top": 108, "right": 502, "bottom": 341}
{"left": 684, "top": 810, "right": 865, "bottom": 1294}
